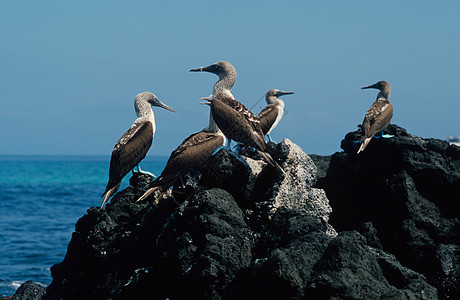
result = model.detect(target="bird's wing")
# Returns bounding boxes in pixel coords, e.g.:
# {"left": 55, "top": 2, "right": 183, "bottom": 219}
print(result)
{"left": 219, "top": 96, "right": 260, "bottom": 125}
{"left": 156, "top": 132, "right": 225, "bottom": 186}
{"left": 211, "top": 98, "right": 266, "bottom": 151}
{"left": 361, "top": 100, "right": 393, "bottom": 138}
{"left": 167, "top": 131, "right": 203, "bottom": 159}
{"left": 257, "top": 104, "right": 278, "bottom": 135}
{"left": 105, "top": 120, "right": 153, "bottom": 192}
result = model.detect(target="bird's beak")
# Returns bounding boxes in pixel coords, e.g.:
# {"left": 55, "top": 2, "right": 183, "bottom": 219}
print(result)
{"left": 200, "top": 94, "right": 213, "bottom": 101}
{"left": 361, "top": 83, "right": 378, "bottom": 90}
{"left": 152, "top": 98, "right": 175, "bottom": 112}
{"left": 189, "top": 63, "right": 217, "bottom": 73}
{"left": 276, "top": 90, "right": 295, "bottom": 97}
{"left": 189, "top": 66, "right": 204, "bottom": 72}
{"left": 199, "top": 95, "right": 212, "bottom": 106}
{"left": 200, "top": 100, "right": 212, "bottom": 106}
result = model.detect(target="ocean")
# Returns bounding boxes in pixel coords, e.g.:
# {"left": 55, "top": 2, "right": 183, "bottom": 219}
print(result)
{"left": 0, "top": 155, "right": 167, "bottom": 297}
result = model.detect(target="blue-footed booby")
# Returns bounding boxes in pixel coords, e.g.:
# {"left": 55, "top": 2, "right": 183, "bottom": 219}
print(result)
{"left": 136, "top": 103, "right": 226, "bottom": 203}
{"left": 203, "top": 94, "right": 285, "bottom": 174}
{"left": 357, "top": 81, "right": 393, "bottom": 154}
{"left": 101, "top": 92, "right": 175, "bottom": 208}
{"left": 258, "top": 89, "right": 294, "bottom": 142}
{"left": 189, "top": 61, "right": 237, "bottom": 99}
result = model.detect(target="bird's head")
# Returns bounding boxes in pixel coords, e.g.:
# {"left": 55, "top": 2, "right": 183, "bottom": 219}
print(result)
{"left": 361, "top": 81, "right": 391, "bottom": 100}
{"left": 361, "top": 81, "right": 390, "bottom": 91}
{"left": 266, "top": 89, "right": 295, "bottom": 104}
{"left": 137, "top": 92, "right": 175, "bottom": 112}
{"left": 190, "top": 61, "right": 236, "bottom": 80}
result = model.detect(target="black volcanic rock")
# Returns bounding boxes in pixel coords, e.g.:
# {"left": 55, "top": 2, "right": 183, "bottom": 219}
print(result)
{"left": 316, "top": 124, "right": 460, "bottom": 299}
{"left": 229, "top": 208, "right": 335, "bottom": 299}
{"left": 38, "top": 136, "right": 451, "bottom": 299}
{"left": 12, "top": 281, "right": 45, "bottom": 300}
{"left": 306, "top": 231, "right": 437, "bottom": 299}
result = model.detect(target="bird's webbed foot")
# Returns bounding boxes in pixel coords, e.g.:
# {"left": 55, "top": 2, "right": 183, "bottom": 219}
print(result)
{"left": 266, "top": 134, "right": 275, "bottom": 143}
{"left": 212, "top": 146, "right": 226, "bottom": 155}
{"left": 133, "top": 165, "right": 157, "bottom": 178}
{"left": 232, "top": 143, "right": 242, "bottom": 154}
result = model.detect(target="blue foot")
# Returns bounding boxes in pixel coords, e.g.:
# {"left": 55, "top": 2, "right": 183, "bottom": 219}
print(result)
{"left": 225, "top": 139, "right": 231, "bottom": 149}
{"left": 212, "top": 145, "right": 226, "bottom": 155}
{"left": 373, "top": 132, "right": 394, "bottom": 139}
{"left": 133, "top": 165, "right": 157, "bottom": 178}
{"left": 266, "top": 134, "right": 274, "bottom": 143}
{"left": 233, "top": 143, "right": 242, "bottom": 154}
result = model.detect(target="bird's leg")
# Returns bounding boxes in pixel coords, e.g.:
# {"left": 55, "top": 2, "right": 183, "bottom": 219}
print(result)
{"left": 225, "top": 139, "right": 231, "bottom": 149}
{"left": 381, "top": 133, "right": 394, "bottom": 138}
{"left": 212, "top": 146, "right": 226, "bottom": 155}
{"left": 134, "top": 164, "right": 157, "bottom": 178}
{"left": 266, "top": 134, "right": 274, "bottom": 143}
{"left": 233, "top": 143, "right": 242, "bottom": 154}
{"left": 374, "top": 132, "right": 394, "bottom": 139}
{"left": 131, "top": 165, "right": 141, "bottom": 175}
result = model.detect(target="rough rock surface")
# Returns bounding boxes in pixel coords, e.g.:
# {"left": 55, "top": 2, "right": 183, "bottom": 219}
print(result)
{"left": 316, "top": 124, "right": 460, "bottom": 300}
{"left": 12, "top": 281, "right": 45, "bottom": 300}
{"left": 13, "top": 133, "right": 455, "bottom": 299}
{"left": 306, "top": 231, "right": 437, "bottom": 299}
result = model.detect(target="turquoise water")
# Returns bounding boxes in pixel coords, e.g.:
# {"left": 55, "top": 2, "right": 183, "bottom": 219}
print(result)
{"left": 0, "top": 155, "right": 167, "bottom": 296}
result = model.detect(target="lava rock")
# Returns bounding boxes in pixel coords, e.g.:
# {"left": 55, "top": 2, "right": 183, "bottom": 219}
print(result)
{"left": 306, "top": 231, "right": 438, "bottom": 299}
{"left": 198, "top": 148, "right": 265, "bottom": 208}
{"left": 250, "top": 139, "right": 333, "bottom": 223}
{"left": 12, "top": 281, "right": 45, "bottom": 300}
{"left": 317, "top": 124, "right": 460, "bottom": 299}
{"left": 229, "top": 208, "right": 335, "bottom": 299}
{"left": 43, "top": 135, "right": 451, "bottom": 299}
{"left": 45, "top": 173, "right": 178, "bottom": 299}
{"left": 149, "top": 188, "right": 254, "bottom": 299}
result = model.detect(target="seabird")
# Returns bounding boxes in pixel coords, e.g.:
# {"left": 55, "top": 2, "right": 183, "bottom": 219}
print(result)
{"left": 189, "top": 61, "right": 237, "bottom": 99}
{"left": 258, "top": 89, "right": 294, "bottom": 142}
{"left": 190, "top": 61, "right": 283, "bottom": 172}
{"left": 101, "top": 92, "right": 175, "bottom": 208}
{"left": 205, "top": 94, "right": 285, "bottom": 173}
{"left": 136, "top": 103, "right": 226, "bottom": 203}
{"left": 190, "top": 60, "right": 237, "bottom": 149}
{"left": 357, "top": 81, "right": 393, "bottom": 154}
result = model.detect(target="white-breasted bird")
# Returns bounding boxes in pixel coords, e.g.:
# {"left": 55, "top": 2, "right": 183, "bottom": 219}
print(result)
{"left": 203, "top": 94, "right": 285, "bottom": 174}
{"left": 136, "top": 103, "right": 226, "bottom": 203}
{"left": 357, "top": 81, "right": 393, "bottom": 154}
{"left": 258, "top": 89, "right": 294, "bottom": 142}
{"left": 189, "top": 61, "right": 236, "bottom": 99}
{"left": 101, "top": 92, "right": 175, "bottom": 208}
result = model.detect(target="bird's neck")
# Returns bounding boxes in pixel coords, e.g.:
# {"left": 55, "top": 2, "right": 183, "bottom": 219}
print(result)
{"left": 266, "top": 96, "right": 284, "bottom": 107}
{"left": 376, "top": 87, "right": 391, "bottom": 100}
{"left": 135, "top": 103, "right": 156, "bottom": 133}
{"left": 213, "top": 72, "right": 236, "bottom": 99}
{"left": 135, "top": 100, "right": 154, "bottom": 119}
{"left": 203, "top": 111, "right": 221, "bottom": 133}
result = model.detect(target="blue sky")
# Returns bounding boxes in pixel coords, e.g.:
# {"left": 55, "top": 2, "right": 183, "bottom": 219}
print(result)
{"left": 1, "top": 1, "right": 459, "bottom": 156}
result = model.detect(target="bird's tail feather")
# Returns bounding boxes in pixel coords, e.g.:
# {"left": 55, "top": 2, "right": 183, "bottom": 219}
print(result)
{"left": 100, "top": 181, "right": 121, "bottom": 208}
{"left": 136, "top": 186, "right": 162, "bottom": 203}
{"left": 257, "top": 150, "right": 285, "bottom": 174}
{"left": 357, "top": 137, "right": 372, "bottom": 154}
{"left": 264, "top": 142, "right": 282, "bottom": 160}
